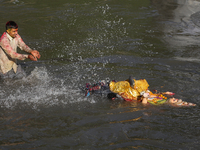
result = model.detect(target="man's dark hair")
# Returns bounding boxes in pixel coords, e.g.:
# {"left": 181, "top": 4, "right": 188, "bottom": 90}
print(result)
{"left": 6, "top": 21, "right": 18, "bottom": 30}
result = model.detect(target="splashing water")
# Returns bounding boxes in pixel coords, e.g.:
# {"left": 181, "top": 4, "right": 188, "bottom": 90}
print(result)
{"left": 0, "top": 66, "right": 96, "bottom": 109}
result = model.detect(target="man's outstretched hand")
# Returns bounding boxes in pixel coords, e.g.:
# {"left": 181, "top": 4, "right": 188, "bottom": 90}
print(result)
{"left": 31, "top": 50, "right": 41, "bottom": 59}
{"left": 28, "top": 50, "right": 41, "bottom": 61}
{"left": 28, "top": 54, "right": 37, "bottom": 61}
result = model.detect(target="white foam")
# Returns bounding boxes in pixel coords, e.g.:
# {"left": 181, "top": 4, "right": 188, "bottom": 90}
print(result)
{"left": 174, "top": 57, "right": 200, "bottom": 62}
{"left": 0, "top": 66, "right": 93, "bottom": 109}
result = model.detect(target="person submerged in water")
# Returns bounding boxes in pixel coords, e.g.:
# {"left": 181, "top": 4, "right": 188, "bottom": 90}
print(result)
{"left": 84, "top": 76, "right": 196, "bottom": 107}
{"left": 0, "top": 21, "right": 41, "bottom": 79}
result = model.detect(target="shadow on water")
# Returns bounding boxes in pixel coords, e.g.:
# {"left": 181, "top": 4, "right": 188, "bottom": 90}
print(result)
{"left": 0, "top": 0, "right": 200, "bottom": 149}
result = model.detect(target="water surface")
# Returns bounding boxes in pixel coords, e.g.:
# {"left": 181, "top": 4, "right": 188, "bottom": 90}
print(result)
{"left": 0, "top": 0, "right": 200, "bottom": 149}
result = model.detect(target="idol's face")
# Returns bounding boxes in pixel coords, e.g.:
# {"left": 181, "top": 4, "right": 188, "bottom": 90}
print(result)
{"left": 169, "top": 98, "right": 178, "bottom": 104}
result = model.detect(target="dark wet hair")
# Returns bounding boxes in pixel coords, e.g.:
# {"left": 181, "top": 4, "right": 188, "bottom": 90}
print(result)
{"left": 6, "top": 21, "right": 18, "bottom": 30}
{"left": 107, "top": 93, "right": 117, "bottom": 99}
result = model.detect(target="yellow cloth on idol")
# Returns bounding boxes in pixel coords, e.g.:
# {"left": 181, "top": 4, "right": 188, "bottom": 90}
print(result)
{"left": 109, "top": 79, "right": 149, "bottom": 101}
{"left": 133, "top": 79, "right": 149, "bottom": 93}
{"left": 110, "top": 81, "right": 130, "bottom": 93}
{"left": 109, "top": 81, "right": 139, "bottom": 100}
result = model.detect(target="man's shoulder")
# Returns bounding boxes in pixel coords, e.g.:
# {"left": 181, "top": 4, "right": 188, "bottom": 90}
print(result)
{"left": 0, "top": 32, "right": 7, "bottom": 39}
{"left": 15, "top": 34, "right": 23, "bottom": 41}
{"left": 16, "top": 34, "right": 21, "bottom": 38}
{"left": 0, "top": 32, "right": 8, "bottom": 43}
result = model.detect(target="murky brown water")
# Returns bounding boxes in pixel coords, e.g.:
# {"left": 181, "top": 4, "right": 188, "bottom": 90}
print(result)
{"left": 0, "top": 0, "right": 200, "bottom": 149}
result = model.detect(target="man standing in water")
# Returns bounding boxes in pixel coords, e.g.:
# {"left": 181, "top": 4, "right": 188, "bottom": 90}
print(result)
{"left": 0, "top": 21, "right": 41, "bottom": 79}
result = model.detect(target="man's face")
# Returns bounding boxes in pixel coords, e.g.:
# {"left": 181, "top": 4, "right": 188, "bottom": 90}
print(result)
{"left": 7, "top": 28, "right": 18, "bottom": 38}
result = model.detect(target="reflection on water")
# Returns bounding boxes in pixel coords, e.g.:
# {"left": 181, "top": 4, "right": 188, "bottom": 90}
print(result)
{"left": 0, "top": 0, "right": 200, "bottom": 149}
{"left": 109, "top": 116, "right": 142, "bottom": 124}
{"left": 152, "top": 0, "right": 200, "bottom": 59}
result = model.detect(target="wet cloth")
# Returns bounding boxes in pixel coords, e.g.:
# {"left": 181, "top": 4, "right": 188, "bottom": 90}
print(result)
{"left": 109, "top": 81, "right": 139, "bottom": 101}
{"left": 85, "top": 80, "right": 111, "bottom": 97}
{"left": 147, "top": 98, "right": 167, "bottom": 105}
{"left": 109, "top": 79, "right": 149, "bottom": 101}
{"left": 0, "top": 32, "right": 32, "bottom": 74}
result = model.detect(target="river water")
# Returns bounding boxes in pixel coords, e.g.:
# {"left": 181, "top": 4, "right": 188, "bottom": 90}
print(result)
{"left": 0, "top": 0, "right": 200, "bottom": 149}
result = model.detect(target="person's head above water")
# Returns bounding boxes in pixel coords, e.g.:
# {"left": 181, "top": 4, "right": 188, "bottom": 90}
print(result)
{"left": 6, "top": 21, "right": 18, "bottom": 30}
{"left": 6, "top": 21, "right": 18, "bottom": 38}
